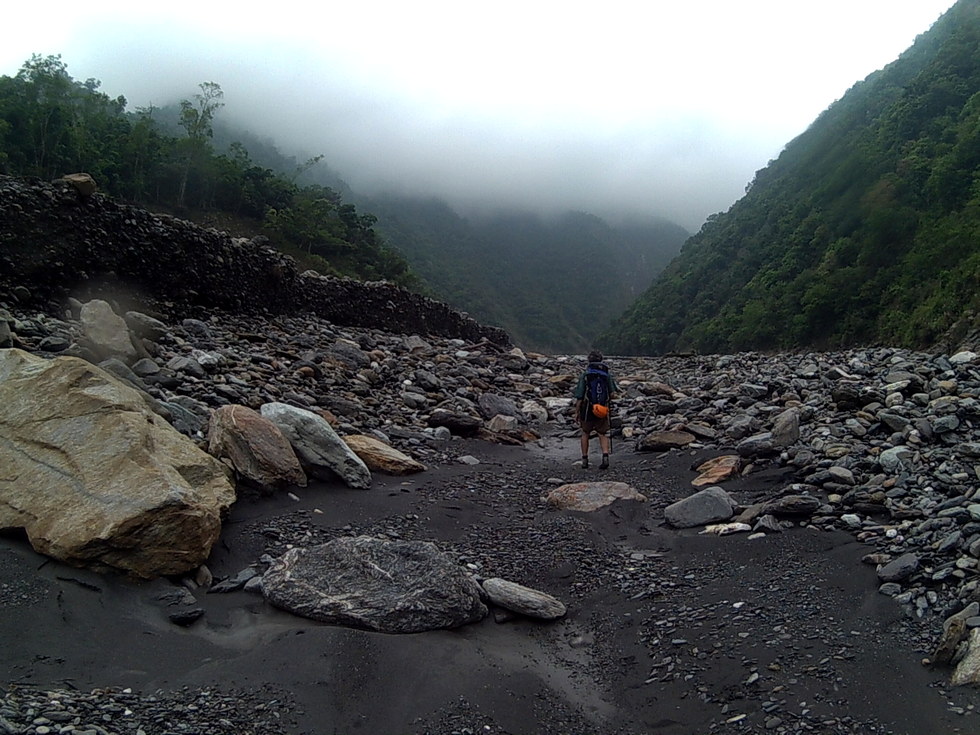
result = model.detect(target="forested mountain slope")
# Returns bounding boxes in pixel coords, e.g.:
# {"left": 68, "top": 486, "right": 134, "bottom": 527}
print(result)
{"left": 601, "top": 0, "right": 980, "bottom": 356}
{"left": 359, "top": 195, "right": 687, "bottom": 353}
{"left": 0, "top": 57, "right": 414, "bottom": 287}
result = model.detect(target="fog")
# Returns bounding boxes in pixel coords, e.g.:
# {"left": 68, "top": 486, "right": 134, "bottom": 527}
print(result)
{"left": 2, "top": 1, "right": 958, "bottom": 231}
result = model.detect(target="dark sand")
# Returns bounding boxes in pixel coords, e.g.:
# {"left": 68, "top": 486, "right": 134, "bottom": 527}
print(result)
{"left": 2, "top": 432, "right": 978, "bottom": 734}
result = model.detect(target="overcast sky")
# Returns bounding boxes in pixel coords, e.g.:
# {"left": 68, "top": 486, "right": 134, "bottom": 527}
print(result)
{"left": 2, "top": 0, "right": 959, "bottom": 230}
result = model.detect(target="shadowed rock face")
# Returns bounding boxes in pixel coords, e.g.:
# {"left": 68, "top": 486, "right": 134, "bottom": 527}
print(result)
{"left": 261, "top": 536, "right": 488, "bottom": 633}
{"left": 0, "top": 349, "right": 236, "bottom": 577}
{"left": 0, "top": 175, "right": 510, "bottom": 346}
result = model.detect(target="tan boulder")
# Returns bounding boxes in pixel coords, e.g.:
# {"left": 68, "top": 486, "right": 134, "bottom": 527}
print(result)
{"left": 0, "top": 349, "right": 235, "bottom": 577}
{"left": 79, "top": 299, "right": 138, "bottom": 363}
{"left": 57, "top": 172, "right": 98, "bottom": 197}
{"left": 692, "top": 455, "right": 741, "bottom": 486}
{"left": 542, "top": 481, "right": 646, "bottom": 512}
{"left": 208, "top": 405, "right": 307, "bottom": 491}
{"left": 343, "top": 435, "right": 426, "bottom": 475}
{"left": 637, "top": 430, "right": 696, "bottom": 452}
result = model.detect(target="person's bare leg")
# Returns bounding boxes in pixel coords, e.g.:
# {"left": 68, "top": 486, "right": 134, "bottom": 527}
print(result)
{"left": 598, "top": 433, "right": 611, "bottom": 469}
{"left": 580, "top": 432, "right": 590, "bottom": 467}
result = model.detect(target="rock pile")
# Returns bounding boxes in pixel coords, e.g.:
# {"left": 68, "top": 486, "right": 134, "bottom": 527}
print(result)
{"left": 0, "top": 174, "right": 508, "bottom": 345}
{"left": 3, "top": 302, "right": 980, "bottom": 632}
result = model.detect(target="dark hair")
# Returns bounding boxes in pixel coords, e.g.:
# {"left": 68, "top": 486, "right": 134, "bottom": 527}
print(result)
{"left": 587, "top": 350, "right": 603, "bottom": 363}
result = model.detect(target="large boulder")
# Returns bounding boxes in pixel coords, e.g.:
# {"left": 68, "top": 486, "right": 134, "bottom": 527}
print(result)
{"left": 542, "top": 481, "right": 646, "bottom": 512}
{"left": 342, "top": 434, "right": 425, "bottom": 475}
{"left": 79, "top": 299, "right": 137, "bottom": 363}
{"left": 0, "top": 349, "right": 235, "bottom": 577}
{"left": 664, "top": 486, "right": 738, "bottom": 528}
{"left": 208, "top": 405, "right": 307, "bottom": 491}
{"left": 261, "top": 536, "right": 487, "bottom": 633}
{"left": 260, "top": 402, "right": 372, "bottom": 488}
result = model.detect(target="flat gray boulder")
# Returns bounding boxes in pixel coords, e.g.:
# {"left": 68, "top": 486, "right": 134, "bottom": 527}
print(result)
{"left": 664, "top": 486, "right": 737, "bottom": 528}
{"left": 262, "top": 536, "right": 487, "bottom": 633}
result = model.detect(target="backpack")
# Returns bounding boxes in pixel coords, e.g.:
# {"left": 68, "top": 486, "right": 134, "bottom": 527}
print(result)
{"left": 584, "top": 362, "right": 610, "bottom": 419}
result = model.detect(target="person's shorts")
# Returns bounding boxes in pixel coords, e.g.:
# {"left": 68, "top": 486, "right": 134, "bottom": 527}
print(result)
{"left": 580, "top": 415, "right": 610, "bottom": 435}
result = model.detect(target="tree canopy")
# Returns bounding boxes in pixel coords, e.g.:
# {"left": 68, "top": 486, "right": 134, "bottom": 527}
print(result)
{"left": 600, "top": 0, "right": 980, "bottom": 355}
{"left": 0, "top": 54, "right": 414, "bottom": 286}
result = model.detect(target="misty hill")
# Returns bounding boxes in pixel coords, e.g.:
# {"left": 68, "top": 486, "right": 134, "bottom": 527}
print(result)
{"left": 0, "top": 57, "right": 414, "bottom": 288}
{"left": 600, "top": 0, "right": 980, "bottom": 356}
{"left": 357, "top": 195, "right": 688, "bottom": 353}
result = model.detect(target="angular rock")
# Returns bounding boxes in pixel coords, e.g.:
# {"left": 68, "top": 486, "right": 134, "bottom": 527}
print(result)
{"left": 208, "top": 404, "right": 307, "bottom": 491}
{"left": 637, "top": 430, "right": 696, "bottom": 452}
{"left": 692, "top": 455, "right": 740, "bottom": 487}
{"left": 952, "top": 629, "right": 980, "bottom": 686}
{"left": 0, "top": 349, "right": 235, "bottom": 577}
{"left": 542, "top": 481, "right": 647, "bottom": 512}
{"left": 427, "top": 409, "right": 482, "bottom": 437}
{"left": 478, "top": 392, "right": 519, "bottom": 419}
{"left": 262, "top": 536, "right": 487, "bottom": 633}
{"left": 933, "top": 602, "right": 979, "bottom": 666}
{"left": 487, "top": 414, "right": 519, "bottom": 433}
{"left": 759, "top": 494, "right": 822, "bottom": 517}
{"left": 124, "top": 311, "right": 169, "bottom": 342}
{"left": 259, "top": 402, "right": 371, "bottom": 489}
{"left": 664, "top": 486, "right": 737, "bottom": 528}
{"left": 877, "top": 552, "right": 920, "bottom": 583}
{"left": 771, "top": 408, "right": 800, "bottom": 447}
{"left": 342, "top": 434, "right": 426, "bottom": 475}
{"left": 79, "top": 299, "right": 137, "bottom": 363}
{"left": 737, "top": 432, "right": 775, "bottom": 458}
{"left": 57, "top": 172, "right": 98, "bottom": 196}
{"left": 521, "top": 400, "right": 549, "bottom": 424}
{"left": 481, "top": 578, "right": 566, "bottom": 620}
{"left": 880, "top": 445, "right": 914, "bottom": 473}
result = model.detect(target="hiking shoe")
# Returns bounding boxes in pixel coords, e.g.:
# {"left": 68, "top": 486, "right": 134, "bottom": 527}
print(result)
{"left": 581, "top": 456, "right": 589, "bottom": 469}
{"left": 600, "top": 455, "right": 609, "bottom": 470}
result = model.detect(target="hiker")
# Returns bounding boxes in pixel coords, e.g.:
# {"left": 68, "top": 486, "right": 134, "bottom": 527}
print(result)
{"left": 573, "top": 350, "right": 619, "bottom": 469}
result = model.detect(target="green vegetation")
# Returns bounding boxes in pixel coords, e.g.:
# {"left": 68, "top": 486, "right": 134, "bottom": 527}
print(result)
{"left": 600, "top": 0, "right": 980, "bottom": 355}
{"left": 0, "top": 54, "right": 414, "bottom": 286}
{"left": 360, "top": 195, "right": 688, "bottom": 353}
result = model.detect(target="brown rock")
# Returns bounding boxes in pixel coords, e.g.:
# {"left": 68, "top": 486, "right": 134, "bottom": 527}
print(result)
{"left": 207, "top": 404, "right": 307, "bottom": 491}
{"left": 343, "top": 435, "right": 426, "bottom": 475}
{"left": 692, "top": 455, "right": 741, "bottom": 486}
{"left": 57, "top": 172, "right": 98, "bottom": 197}
{"left": 542, "top": 481, "right": 646, "bottom": 512}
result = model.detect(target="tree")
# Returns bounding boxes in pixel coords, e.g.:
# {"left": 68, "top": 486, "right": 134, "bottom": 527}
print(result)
{"left": 176, "top": 81, "right": 223, "bottom": 207}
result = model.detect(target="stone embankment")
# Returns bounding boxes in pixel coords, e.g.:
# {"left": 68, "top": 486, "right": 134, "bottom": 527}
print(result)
{"left": 0, "top": 174, "right": 508, "bottom": 345}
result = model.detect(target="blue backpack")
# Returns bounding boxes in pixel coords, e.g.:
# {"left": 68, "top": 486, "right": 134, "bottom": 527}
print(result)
{"left": 584, "top": 362, "right": 610, "bottom": 418}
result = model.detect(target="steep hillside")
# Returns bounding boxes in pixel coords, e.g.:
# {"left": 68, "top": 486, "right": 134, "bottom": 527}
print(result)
{"left": 360, "top": 195, "right": 688, "bottom": 353}
{"left": 601, "top": 0, "right": 980, "bottom": 356}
